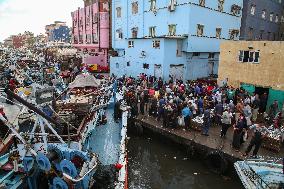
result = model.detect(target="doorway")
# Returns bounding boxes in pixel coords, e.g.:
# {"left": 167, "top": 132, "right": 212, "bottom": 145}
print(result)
{"left": 169, "top": 64, "right": 184, "bottom": 81}
{"left": 255, "top": 86, "right": 270, "bottom": 113}
{"left": 154, "top": 64, "right": 162, "bottom": 79}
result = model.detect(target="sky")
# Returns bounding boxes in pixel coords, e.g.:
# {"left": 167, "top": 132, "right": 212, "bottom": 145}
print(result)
{"left": 0, "top": 0, "right": 83, "bottom": 42}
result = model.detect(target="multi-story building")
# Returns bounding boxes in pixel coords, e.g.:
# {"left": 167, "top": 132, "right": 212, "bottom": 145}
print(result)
{"left": 45, "top": 21, "right": 71, "bottom": 43}
{"left": 218, "top": 41, "right": 284, "bottom": 110}
{"left": 71, "top": 0, "right": 110, "bottom": 67}
{"left": 240, "top": 0, "right": 284, "bottom": 41}
{"left": 3, "top": 37, "right": 13, "bottom": 48}
{"left": 12, "top": 34, "right": 25, "bottom": 49}
{"left": 280, "top": 7, "right": 284, "bottom": 40}
{"left": 110, "top": 0, "right": 243, "bottom": 81}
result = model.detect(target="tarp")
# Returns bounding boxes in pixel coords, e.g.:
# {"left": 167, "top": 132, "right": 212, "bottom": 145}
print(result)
{"left": 241, "top": 84, "right": 255, "bottom": 95}
{"left": 68, "top": 74, "right": 100, "bottom": 89}
{"left": 267, "top": 89, "right": 284, "bottom": 112}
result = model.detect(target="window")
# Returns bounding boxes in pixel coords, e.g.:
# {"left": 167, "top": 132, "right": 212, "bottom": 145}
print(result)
{"left": 275, "top": 14, "right": 279, "bottom": 23}
{"left": 127, "top": 61, "right": 130, "bottom": 66}
{"left": 93, "top": 14, "right": 99, "bottom": 23}
{"left": 231, "top": 4, "right": 241, "bottom": 16}
{"left": 218, "top": 0, "right": 225, "bottom": 12}
{"left": 248, "top": 27, "right": 254, "bottom": 40}
{"left": 116, "top": 63, "right": 119, "bottom": 68}
{"left": 239, "top": 50, "right": 260, "bottom": 63}
{"left": 128, "top": 41, "right": 134, "bottom": 48}
{"left": 199, "top": 0, "right": 205, "bottom": 7}
{"left": 152, "top": 40, "right": 160, "bottom": 48}
{"left": 150, "top": 0, "right": 157, "bottom": 11}
{"left": 197, "top": 24, "right": 204, "bottom": 36}
{"left": 131, "top": 27, "right": 138, "bottom": 38}
{"left": 86, "top": 34, "right": 91, "bottom": 44}
{"left": 168, "top": 0, "right": 177, "bottom": 12}
{"left": 229, "top": 29, "right": 239, "bottom": 40}
{"left": 168, "top": 24, "right": 176, "bottom": 36}
{"left": 116, "top": 7, "right": 121, "bottom": 18}
{"left": 193, "top": 52, "right": 200, "bottom": 56}
{"left": 143, "top": 63, "right": 149, "bottom": 69}
{"left": 250, "top": 5, "right": 256, "bottom": 15}
{"left": 262, "top": 10, "right": 266, "bottom": 19}
{"left": 216, "top": 28, "right": 222, "bottom": 39}
{"left": 267, "top": 32, "right": 271, "bottom": 40}
{"left": 176, "top": 40, "right": 182, "bottom": 57}
{"left": 208, "top": 53, "right": 215, "bottom": 59}
{"left": 149, "top": 26, "right": 156, "bottom": 37}
{"left": 92, "top": 33, "right": 98, "bottom": 43}
{"left": 260, "top": 30, "right": 264, "bottom": 39}
{"left": 273, "top": 33, "right": 276, "bottom": 41}
{"left": 270, "top": 12, "right": 274, "bottom": 22}
{"left": 116, "top": 29, "right": 123, "bottom": 39}
{"left": 132, "top": 2, "right": 138, "bottom": 14}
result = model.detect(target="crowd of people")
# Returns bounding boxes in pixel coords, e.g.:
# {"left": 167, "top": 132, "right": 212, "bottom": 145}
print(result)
{"left": 116, "top": 74, "right": 284, "bottom": 157}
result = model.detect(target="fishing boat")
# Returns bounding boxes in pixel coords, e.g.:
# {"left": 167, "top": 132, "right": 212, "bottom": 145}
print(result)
{"left": 234, "top": 157, "right": 284, "bottom": 189}
{"left": 0, "top": 74, "right": 129, "bottom": 189}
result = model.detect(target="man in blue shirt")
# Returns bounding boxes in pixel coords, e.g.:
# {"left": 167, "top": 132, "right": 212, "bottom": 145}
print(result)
{"left": 182, "top": 104, "right": 192, "bottom": 130}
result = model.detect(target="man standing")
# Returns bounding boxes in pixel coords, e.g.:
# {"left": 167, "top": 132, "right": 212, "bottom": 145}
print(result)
{"left": 182, "top": 104, "right": 192, "bottom": 131}
{"left": 221, "top": 108, "right": 233, "bottom": 138}
{"left": 214, "top": 101, "right": 224, "bottom": 126}
{"left": 202, "top": 108, "right": 211, "bottom": 136}
{"left": 235, "top": 100, "right": 244, "bottom": 122}
{"left": 252, "top": 94, "right": 260, "bottom": 122}
{"left": 244, "top": 123, "right": 269, "bottom": 157}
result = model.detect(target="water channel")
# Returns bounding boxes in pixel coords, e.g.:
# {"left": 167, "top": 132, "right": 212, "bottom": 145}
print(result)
{"left": 128, "top": 134, "right": 243, "bottom": 189}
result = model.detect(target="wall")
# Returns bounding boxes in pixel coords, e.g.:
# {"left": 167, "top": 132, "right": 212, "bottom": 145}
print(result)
{"left": 111, "top": 0, "right": 243, "bottom": 80}
{"left": 53, "top": 26, "right": 71, "bottom": 43}
{"left": 71, "top": 1, "right": 110, "bottom": 67}
{"left": 218, "top": 41, "right": 284, "bottom": 91}
{"left": 240, "top": 0, "right": 283, "bottom": 40}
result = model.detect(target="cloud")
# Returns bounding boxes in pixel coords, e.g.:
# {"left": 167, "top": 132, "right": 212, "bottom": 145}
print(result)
{"left": 0, "top": 0, "right": 83, "bottom": 41}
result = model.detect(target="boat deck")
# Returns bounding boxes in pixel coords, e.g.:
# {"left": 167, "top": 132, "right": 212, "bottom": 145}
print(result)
{"left": 89, "top": 104, "right": 122, "bottom": 165}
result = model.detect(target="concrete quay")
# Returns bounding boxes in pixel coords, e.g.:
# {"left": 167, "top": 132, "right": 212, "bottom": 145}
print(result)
{"left": 131, "top": 115, "right": 284, "bottom": 175}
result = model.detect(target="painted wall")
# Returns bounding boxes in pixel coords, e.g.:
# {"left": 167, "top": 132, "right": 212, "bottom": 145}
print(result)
{"left": 111, "top": 0, "right": 242, "bottom": 80}
{"left": 53, "top": 26, "right": 71, "bottom": 43}
{"left": 71, "top": 1, "right": 110, "bottom": 67}
{"left": 240, "top": 0, "right": 284, "bottom": 40}
{"left": 218, "top": 41, "right": 284, "bottom": 91}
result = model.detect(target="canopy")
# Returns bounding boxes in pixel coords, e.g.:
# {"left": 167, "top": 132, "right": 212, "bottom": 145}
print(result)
{"left": 68, "top": 74, "right": 100, "bottom": 89}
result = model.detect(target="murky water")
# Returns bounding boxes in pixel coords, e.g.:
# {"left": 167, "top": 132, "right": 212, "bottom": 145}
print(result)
{"left": 128, "top": 135, "right": 243, "bottom": 189}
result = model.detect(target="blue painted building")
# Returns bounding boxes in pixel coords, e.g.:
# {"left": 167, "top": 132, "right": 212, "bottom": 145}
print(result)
{"left": 240, "top": 0, "right": 284, "bottom": 41}
{"left": 45, "top": 21, "right": 71, "bottom": 43}
{"left": 110, "top": 0, "right": 243, "bottom": 81}
{"left": 53, "top": 26, "right": 71, "bottom": 43}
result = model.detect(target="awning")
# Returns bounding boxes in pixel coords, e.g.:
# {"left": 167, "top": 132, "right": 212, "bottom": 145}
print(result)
{"left": 68, "top": 74, "right": 101, "bottom": 89}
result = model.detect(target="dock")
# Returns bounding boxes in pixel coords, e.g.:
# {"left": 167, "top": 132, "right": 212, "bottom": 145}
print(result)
{"left": 132, "top": 115, "right": 284, "bottom": 175}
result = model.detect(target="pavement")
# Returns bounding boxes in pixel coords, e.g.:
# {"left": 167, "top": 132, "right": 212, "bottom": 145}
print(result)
{"left": 136, "top": 115, "right": 284, "bottom": 160}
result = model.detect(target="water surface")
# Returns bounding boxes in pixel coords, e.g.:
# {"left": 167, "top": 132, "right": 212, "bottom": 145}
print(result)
{"left": 128, "top": 135, "right": 243, "bottom": 189}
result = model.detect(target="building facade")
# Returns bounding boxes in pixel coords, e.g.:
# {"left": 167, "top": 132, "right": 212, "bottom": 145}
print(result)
{"left": 45, "top": 21, "right": 71, "bottom": 43}
{"left": 110, "top": 0, "right": 243, "bottom": 81}
{"left": 240, "top": 0, "right": 284, "bottom": 41}
{"left": 218, "top": 41, "right": 284, "bottom": 109}
{"left": 71, "top": 0, "right": 110, "bottom": 67}
{"left": 280, "top": 6, "right": 284, "bottom": 40}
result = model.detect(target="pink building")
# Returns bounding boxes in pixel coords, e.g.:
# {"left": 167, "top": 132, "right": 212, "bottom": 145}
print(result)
{"left": 71, "top": 0, "right": 110, "bottom": 68}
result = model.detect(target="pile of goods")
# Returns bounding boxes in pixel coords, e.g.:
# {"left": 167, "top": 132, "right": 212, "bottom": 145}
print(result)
{"left": 191, "top": 109, "right": 215, "bottom": 131}
{"left": 262, "top": 125, "right": 284, "bottom": 153}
